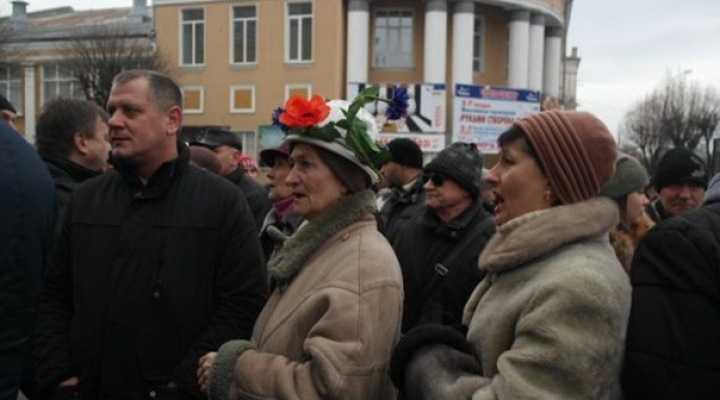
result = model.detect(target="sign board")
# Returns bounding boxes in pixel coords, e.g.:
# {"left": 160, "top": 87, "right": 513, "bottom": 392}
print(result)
{"left": 452, "top": 84, "right": 540, "bottom": 153}
{"left": 347, "top": 82, "right": 446, "bottom": 134}
{"left": 378, "top": 133, "right": 446, "bottom": 153}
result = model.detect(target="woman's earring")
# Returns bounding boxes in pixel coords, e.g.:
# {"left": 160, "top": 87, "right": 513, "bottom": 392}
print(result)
{"left": 544, "top": 188, "right": 553, "bottom": 203}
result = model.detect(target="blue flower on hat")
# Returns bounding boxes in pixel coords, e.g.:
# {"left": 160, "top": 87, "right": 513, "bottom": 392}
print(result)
{"left": 386, "top": 87, "right": 409, "bottom": 120}
{"left": 271, "top": 107, "right": 289, "bottom": 133}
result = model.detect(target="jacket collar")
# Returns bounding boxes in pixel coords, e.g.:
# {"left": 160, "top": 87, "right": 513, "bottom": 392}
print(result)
{"left": 224, "top": 168, "right": 247, "bottom": 185}
{"left": 40, "top": 153, "right": 101, "bottom": 182}
{"left": 110, "top": 141, "right": 190, "bottom": 199}
{"left": 479, "top": 197, "right": 618, "bottom": 273}
{"left": 268, "top": 189, "right": 376, "bottom": 284}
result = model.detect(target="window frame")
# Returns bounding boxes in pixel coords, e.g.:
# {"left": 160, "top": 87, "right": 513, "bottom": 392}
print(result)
{"left": 179, "top": 7, "right": 206, "bottom": 67}
{"left": 40, "top": 63, "right": 83, "bottom": 105}
{"left": 229, "top": 85, "right": 256, "bottom": 114}
{"left": 372, "top": 8, "right": 415, "bottom": 69}
{"left": 285, "top": 2, "right": 314, "bottom": 64}
{"left": 284, "top": 83, "right": 312, "bottom": 100}
{"left": 181, "top": 86, "right": 205, "bottom": 114}
{"left": 473, "top": 15, "right": 485, "bottom": 74}
{"left": 0, "top": 65, "right": 23, "bottom": 114}
{"left": 230, "top": 4, "right": 258, "bottom": 65}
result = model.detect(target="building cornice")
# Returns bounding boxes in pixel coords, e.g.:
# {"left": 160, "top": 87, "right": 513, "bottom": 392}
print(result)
{"left": 472, "top": 0, "right": 564, "bottom": 26}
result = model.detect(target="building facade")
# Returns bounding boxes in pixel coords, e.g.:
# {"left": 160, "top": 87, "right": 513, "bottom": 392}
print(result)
{"left": 0, "top": 0, "right": 153, "bottom": 141}
{"left": 154, "top": 0, "right": 577, "bottom": 160}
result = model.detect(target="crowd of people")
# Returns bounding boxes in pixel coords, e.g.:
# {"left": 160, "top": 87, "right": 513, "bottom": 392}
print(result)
{"left": 1, "top": 69, "right": 719, "bottom": 400}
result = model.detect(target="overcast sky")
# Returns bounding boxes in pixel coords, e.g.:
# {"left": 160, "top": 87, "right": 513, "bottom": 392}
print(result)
{"left": 3, "top": 0, "right": 719, "bottom": 140}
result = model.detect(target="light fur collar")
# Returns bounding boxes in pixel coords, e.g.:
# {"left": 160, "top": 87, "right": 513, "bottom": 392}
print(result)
{"left": 479, "top": 197, "right": 619, "bottom": 273}
{"left": 268, "top": 189, "right": 376, "bottom": 282}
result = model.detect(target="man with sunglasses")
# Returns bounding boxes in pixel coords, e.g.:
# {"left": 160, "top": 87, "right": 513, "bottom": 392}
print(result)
{"left": 391, "top": 142, "right": 496, "bottom": 332}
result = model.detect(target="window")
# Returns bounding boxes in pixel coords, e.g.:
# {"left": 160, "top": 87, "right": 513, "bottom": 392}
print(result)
{"left": 42, "top": 64, "right": 83, "bottom": 103}
{"left": 373, "top": 10, "right": 413, "bottom": 68}
{"left": 286, "top": 2, "right": 313, "bottom": 62}
{"left": 0, "top": 65, "right": 22, "bottom": 113}
{"left": 182, "top": 87, "right": 204, "bottom": 113}
{"left": 285, "top": 84, "right": 311, "bottom": 100}
{"left": 181, "top": 8, "right": 205, "bottom": 65}
{"left": 230, "top": 85, "right": 256, "bottom": 113}
{"left": 473, "top": 16, "right": 485, "bottom": 73}
{"left": 232, "top": 5, "right": 257, "bottom": 64}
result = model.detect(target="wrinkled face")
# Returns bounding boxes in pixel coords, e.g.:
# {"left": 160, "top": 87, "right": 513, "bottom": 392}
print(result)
{"left": 267, "top": 156, "right": 293, "bottom": 201}
{"left": 625, "top": 190, "right": 649, "bottom": 225}
{"left": 84, "top": 116, "right": 111, "bottom": 172}
{"left": 658, "top": 182, "right": 704, "bottom": 217}
{"left": 423, "top": 173, "right": 471, "bottom": 213}
{"left": 286, "top": 143, "right": 347, "bottom": 220}
{"left": 486, "top": 138, "right": 550, "bottom": 226}
{"left": 107, "top": 78, "right": 179, "bottom": 167}
{"left": 380, "top": 161, "right": 404, "bottom": 188}
{"left": 213, "top": 145, "right": 240, "bottom": 176}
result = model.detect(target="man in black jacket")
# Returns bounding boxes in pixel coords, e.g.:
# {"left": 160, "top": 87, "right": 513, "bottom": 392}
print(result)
{"left": 392, "top": 142, "right": 495, "bottom": 333}
{"left": 191, "top": 130, "right": 271, "bottom": 230}
{"left": 645, "top": 147, "right": 707, "bottom": 223}
{"left": 35, "top": 98, "right": 110, "bottom": 235}
{"left": 623, "top": 171, "right": 720, "bottom": 399}
{"left": 31, "top": 70, "right": 268, "bottom": 400}
{"left": 0, "top": 120, "right": 56, "bottom": 400}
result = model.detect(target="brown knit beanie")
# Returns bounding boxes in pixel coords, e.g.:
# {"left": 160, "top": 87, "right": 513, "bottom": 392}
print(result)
{"left": 514, "top": 110, "right": 616, "bottom": 204}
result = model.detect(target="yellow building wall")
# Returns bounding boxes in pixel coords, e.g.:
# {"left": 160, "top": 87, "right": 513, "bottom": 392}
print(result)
{"left": 154, "top": 0, "right": 345, "bottom": 137}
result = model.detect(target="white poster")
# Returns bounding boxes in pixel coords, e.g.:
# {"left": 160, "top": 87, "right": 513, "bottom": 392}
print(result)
{"left": 377, "top": 133, "right": 446, "bottom": 153}
{"left": 452, "top": 84, "right": 540, "bottom": 154}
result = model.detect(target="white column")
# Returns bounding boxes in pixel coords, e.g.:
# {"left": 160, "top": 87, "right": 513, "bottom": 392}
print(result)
{"left": 23, "top": 65, "right": 36, "bottom": 144}
{"left": 346, "top": 0, "right": 369, "bottom": 83}
{"left": 543, "top": 27, "right": 562, "bottom": 98}
{"left": 451, "top": 1, "right": 474, "bottom": 85}
{"left": 423, "top": 0, "right": 447, "bottom": 83}
{"left": 528, "top": 14, "right": 545, "bottom": 91}
{"left": 507, "top": 10, "right": 530, "bottom": 89}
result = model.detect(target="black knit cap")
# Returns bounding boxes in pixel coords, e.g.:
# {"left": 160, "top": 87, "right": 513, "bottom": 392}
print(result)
{"left": 652, "top": 147, "right": 707, "bottom": 190}
{"left": 0, "top": 94, "right": 16, "bottom": 114}
{"left": 387, "top": 138, "right": 423, "bottom": 169}
{"left": 424, "top": 142, "right": 483, "bottom": 198}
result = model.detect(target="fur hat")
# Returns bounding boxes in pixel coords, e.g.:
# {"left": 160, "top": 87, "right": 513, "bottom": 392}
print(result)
{"left": 514, "top": 110, "right": 616, "bottom": 204}
{"left": 387, "top": 138, "right": 423, "bottom": 169}
{"left": 425, "top": 142, "right": 483, "bottom": 198}
{"left": 600, "top": 153, "right": 649, "bottom": 199}
{"left": 652, "top": 147, "right": 707, "bottom": 190}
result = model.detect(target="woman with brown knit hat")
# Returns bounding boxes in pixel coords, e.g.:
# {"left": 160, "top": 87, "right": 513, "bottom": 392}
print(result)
{"left": 198, "top": 88, "right": 407, "bottom": 400}
{"left": 390, "top": 110, "right": 631, "bottom": 400}
{"left": 600, "top": 153, "right": 653, "bottom": 273}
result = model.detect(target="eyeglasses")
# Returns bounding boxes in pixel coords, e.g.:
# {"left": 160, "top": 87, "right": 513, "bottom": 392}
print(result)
{"left": 422, "top": 173, "right": 446, "bottom": 187}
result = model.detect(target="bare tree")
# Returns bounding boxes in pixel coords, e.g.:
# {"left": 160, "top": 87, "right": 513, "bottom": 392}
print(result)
{"left": 620, "top": 71, "right": 720, "bottom": 173}
{"left": 58, "top": 24, "right": 172, "bottom": 108}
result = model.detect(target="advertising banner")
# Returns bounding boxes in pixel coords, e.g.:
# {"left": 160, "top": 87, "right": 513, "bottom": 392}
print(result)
{"left": 453, "top": 84, "right": 540, "bottom": 154}
{"left": 347, "top": 82, "right": 446, "bottom": 134}
{"left": 378, "top": 133, "right": 446, "bottom": 153}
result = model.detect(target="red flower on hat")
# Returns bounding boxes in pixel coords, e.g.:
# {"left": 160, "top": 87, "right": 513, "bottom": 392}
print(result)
{"left": 279, "top": 95, "right": 330, "bottom": 128}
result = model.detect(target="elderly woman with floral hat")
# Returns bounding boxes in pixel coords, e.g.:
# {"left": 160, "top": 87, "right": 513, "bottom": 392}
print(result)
{"left": 198, "top": 88, "right": 408, "bottom": 400}
{"left": 390, "top": 110, "right": 631, "bottom": 400}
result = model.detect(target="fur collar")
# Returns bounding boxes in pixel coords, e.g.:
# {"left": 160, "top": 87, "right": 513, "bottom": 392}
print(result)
{"left": 479, "top": 197, "right": 619, "bottom": 273}
{"left": 268, "top": 189, "right": 376, "bottom": 283}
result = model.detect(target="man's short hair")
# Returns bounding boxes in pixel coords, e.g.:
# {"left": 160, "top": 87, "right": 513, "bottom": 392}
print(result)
{"left": 112, "top": 70, "right": 182, "bottom": 112}
{"left": 35, "top": 98, "right": 109, "bottom": 158}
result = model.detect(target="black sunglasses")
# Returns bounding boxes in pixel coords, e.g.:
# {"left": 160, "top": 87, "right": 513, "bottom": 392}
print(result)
{"left": 422, "top": 173, "right": 446, "bottom": 187}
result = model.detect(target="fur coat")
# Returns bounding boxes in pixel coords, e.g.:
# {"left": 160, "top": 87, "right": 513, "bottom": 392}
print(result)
{"left": 208, "top": 190, "right": 403, "bottom": 400}
{"left": 402, "top": 197, "right": 632, "bottom": 400}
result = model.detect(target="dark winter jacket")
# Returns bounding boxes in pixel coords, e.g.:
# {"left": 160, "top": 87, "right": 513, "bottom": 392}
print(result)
{"left": 623, "top": 176, "right": 720, "bottom": 400}
{"left": 392, "top": 201, "right": 495, "bottom": 332}
{"left": 378, "top": 176, "right": 425, "bottom": 243}
{"left": 0, "top": 122, "right": 56, "bottom": 400}
{"left": 224, "top": 168, "right": 271, "bottom": 231}
{"left": 32, "top": 143, "right": 268, "bottom": 400}
{"left": 39, "top": 154, "right": 101, "bottom": 237}
{"left": 645, "top": 198, "right": 671, "bottom": 224}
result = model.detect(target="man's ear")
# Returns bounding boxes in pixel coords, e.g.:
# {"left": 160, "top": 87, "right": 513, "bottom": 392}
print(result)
{"left": 166, "top": 105, "right": 183, "bottom": 137}
{"left": 73, "top": 132, "right": 89, "bottom": 156}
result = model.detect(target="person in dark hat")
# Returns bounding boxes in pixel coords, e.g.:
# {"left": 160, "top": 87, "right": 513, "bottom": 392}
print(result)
{"left": 391, "top": 142, "right": 496, "bottom": 333}
{"left": 646, "top": 147, "right": 708, "bottom": 223}
{"left": 377, "top": 138, "right": 425, "bottom": 243}
{"left": 192, "top": 129, "right": 271, "bottom": 230}
{"left": 0, "top": 94, "right": 18, "bottom": 130}
{"left": 257, "top": 141, "right": 302, "bottom": 262}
